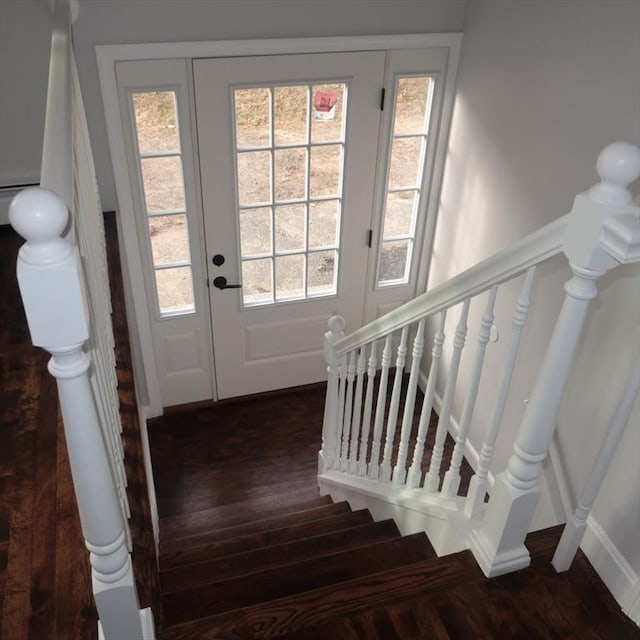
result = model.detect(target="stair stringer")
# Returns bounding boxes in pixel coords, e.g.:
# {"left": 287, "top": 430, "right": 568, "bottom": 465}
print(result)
{"left": 318, "top": 470, "right": 468, "bottom": 556}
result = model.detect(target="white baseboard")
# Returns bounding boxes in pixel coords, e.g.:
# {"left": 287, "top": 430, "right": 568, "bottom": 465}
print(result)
{"left": 581, "top": 515, "right": 640, "bottom": 626}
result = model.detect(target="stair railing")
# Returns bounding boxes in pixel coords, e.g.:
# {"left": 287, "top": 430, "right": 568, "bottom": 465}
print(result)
{"left": 319, "top": 141, "right": 640, "bottom": 576}
{"left": 8, "top": 1, "right": 153, "bottom": 638}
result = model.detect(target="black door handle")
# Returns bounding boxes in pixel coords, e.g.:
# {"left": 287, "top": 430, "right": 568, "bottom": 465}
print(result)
{"left": 213, "top": 276, "right": 242, "bottom": 290}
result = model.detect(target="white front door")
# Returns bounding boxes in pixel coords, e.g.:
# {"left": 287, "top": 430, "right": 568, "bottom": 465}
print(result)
{"left": 113, "top": 44, "right": 454, "bottom": 408}
{"left": 194, "top": 52, "right": 385, "bottom": 398}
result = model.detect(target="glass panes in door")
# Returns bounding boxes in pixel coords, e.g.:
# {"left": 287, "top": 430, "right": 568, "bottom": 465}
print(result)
{"left": 233, "top": 83, "right": 346, "bottom": 306}
{"left": 378, "top": 76, "right": 435, "bottom": 285}
{"left": 131, "top": 91, "right": 196, "bottom": 316}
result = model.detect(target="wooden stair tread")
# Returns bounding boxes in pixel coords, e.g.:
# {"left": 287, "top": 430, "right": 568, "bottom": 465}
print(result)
{"left": 162, "top": 550, "right": 480, "bottom": 639}
{"left": 161, "top": 519, "right": 402, "bottom": 594}
{"left": 160, "top": 501, "right": 351, "bottom": 555}
{"left": 160, "top": 508, "right": 374, "bottom": 569}
{"left": 163, "top": 533, "right": 433, "bottom": 627}
{"left": 160, "top": 487, "right": 331, "bottom": 539}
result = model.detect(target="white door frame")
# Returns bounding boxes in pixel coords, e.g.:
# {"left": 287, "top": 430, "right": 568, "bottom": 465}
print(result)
{"left": 96, "top": 33, "right": 462, "bottom": 418}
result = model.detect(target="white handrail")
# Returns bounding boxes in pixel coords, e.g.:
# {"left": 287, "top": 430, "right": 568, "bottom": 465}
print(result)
{"left": 40, "top": 0, "right": 72, "bottom": 207}
{"left": 335, "top": 214, "right": 567, "bottom": 355}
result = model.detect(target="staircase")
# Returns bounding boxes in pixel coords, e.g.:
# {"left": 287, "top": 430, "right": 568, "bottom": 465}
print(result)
{"left": 158, "top": 489, "right": 466, "bottom": 639}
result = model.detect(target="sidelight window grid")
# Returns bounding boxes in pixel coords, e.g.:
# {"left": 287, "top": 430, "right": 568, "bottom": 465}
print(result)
{"left": 131, "top": 90, "right": 196, "bottom": 317}
{"left": 377, "top": 75, "right": 435, "bottom": 286}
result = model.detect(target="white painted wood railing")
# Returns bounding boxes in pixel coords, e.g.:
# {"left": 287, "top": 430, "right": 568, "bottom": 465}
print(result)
{"left": 319, "top": 142, "right": 640, "bottom": 578}
{"left": 8, "top": 1, "right": 154, "bottom": 638}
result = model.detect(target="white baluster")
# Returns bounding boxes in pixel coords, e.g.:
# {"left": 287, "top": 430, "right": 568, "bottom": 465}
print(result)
{"left": 379, "top": 327, "right": 409, "bottom": 483}
{"left": 9, "top": 187, "right": 148, "bottom": 640}
{"left": 424, "top": 299, "right": 471, "bottom": 493}
{"left": 368, "top": 335, "right": 392, "bottom": 479}
{"left": 407, "top": 311, "right": 446, "bottom": 488}
{"left": 552, "top": 361, "right": 640, "bottom": 572}
{"left": 348, "top": 348, "right": 367, "bottom": 474}
{"left": 357, "top": 341, "right": 378, "bottom": 476}
{"left": 319, "top": 315, "right": 345, "bottom": 473}
{"left": 464, "top": 268, "right": 536, "bottom": 519}
{"left": 339, "top": 351, "right": 357, "bottom": 471}
{"left": 393, "top": 320, "right": 426, "bottom": 485}
{"left": 469, "top": 142, "right": 640, "bottom": 578}
{"left": 442, "top": 286, "right": 498, "bottom": 497}
{"left": 336, "top": 356, "right": 348, "bottom": 468}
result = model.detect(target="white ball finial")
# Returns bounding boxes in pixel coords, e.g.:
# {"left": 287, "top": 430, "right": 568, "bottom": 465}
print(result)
{"left": 328, "top": 315, "right": 346, "bottom": 334}
{"left": 597, "top": 142, "right": 640, "bottom": 188}
{"left": 590, "top": 142, "right": 640, "bottom": 206}
{"left": 9, "top": 187, "right": 72, "bottom": 265}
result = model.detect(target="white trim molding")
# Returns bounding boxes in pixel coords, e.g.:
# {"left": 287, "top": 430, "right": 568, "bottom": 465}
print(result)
{"left": 581, "top": 515, "right": 640, "bottom": 626}
{"left": 96, "top": 32, "right": 462, "bottom": 416}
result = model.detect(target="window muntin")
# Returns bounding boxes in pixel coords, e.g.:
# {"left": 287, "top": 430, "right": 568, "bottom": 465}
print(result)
{"left": 131, "top": 90, "right": 196, "bottom": 316}
{"left": 377, "top": 76, "right": 435, "bottom": 286}
{"left": 234, "top": 83, "right": 346, "bottom": 306}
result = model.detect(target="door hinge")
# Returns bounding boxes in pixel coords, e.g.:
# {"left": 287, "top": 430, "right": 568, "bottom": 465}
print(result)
{"left": 367, "top": 229, "right": 373, "bottom": 248}
{"left": 380, "top": 87, "right": 386, "bottom": 111}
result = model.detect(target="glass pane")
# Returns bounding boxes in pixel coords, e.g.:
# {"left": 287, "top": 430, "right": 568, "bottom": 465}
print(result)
{"left": 310, "top": 144, "right": 342, "bottom": 198}
{"left": 237, "top": 151, "right": 271, "bottom": 205}
{"left": 388, "top": 137, "right": 423, "bottom": 189}
{"left": 242, "top": 258, "right": 273, "bottom": 305}
{"left": 240, "top": 207, "right": 272, "bottom": 256}
{"left": 275, "top": 254, "right": 305, "bottom": 300}
{"left": 308, "top": 250, "right": 336, "bottom": 296}
{"left": 383, "top": 191, "right": 417, "bottom": 238}
{"left": 155, "top": 267, "right": 194, "bottom": 315}
{"left": 274, "top": 85, "right": 308, "bottom": 145}
{"left": 311, "top": 84, "right": 346, "bottom": 143}
{"left": 149, "top": 215, "right": 190, "bottom": 265}
{"left": 379, "top": 240, "right": 410, "bottom": 283}
{"left": 274, "top": 147, "right": 307, "bottom": 201}
{"left": 133, "top": 91, "right": 179, "bottom": 154}
{"left": 275, "top": 204, "right": 306, "bottom": 252}
{"left": 309, "top": 200, "right": 339, "bottom": 249}
{"left": 235, "top": 88, "right": 271, "bottom": 148}
{"left": 393, "top": 77, "right": 432, "bottom": 135}
{"left": 141, "top": 156, "right": 185, "bottom": 212}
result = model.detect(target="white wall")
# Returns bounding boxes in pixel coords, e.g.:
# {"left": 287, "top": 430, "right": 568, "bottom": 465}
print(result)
{"left": 0, "top": 1, "right": 52, "bottom": 224}
{"left": 430, "top": 0, "right": 639, "bottom": 610}
{"left": 0, "top": 0, "right": 50, "bottom": 188}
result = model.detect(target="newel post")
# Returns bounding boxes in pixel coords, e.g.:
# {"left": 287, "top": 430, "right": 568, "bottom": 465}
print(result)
{"left": 469, "top": 142, "right": 640, "bottom": 578}
{"left": 9, "top": 188, "right": 152, "bottom": 639}
{"left": 319, "top": 315, "right": 346, "bottom": 474}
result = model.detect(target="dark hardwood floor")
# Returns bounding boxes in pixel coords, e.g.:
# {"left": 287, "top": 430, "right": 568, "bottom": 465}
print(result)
{"left": 0, "top": 216, "right": 159, "bottom": 639}
{"left": 2, "top": 216, "right": 638, "bottom": 639}
{"left": 148, "top": 387, "right": 639, "bottom": 639}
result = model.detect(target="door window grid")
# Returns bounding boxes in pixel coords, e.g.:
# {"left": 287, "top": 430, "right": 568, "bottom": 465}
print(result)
{"left": 131, "top": 91, "right": 196, "bottom": 317}
{"left": 233, "top": 83, "right": 346, "bottom": 306}
{"left": 377, "top": 75, "right": 435, "bottom": 286}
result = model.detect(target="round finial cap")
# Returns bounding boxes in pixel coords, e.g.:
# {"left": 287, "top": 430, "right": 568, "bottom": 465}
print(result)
{"left": 9, "top": 187, "right": 68, "bottom": 243}
{"left": 596, "top": 142, "right": 640, "bottom": 189}
{"left": 328, "top": 315, "right": 346, "bottom": 334}
{"left": 590, "top": 142, "right": 640, "bottom": 206}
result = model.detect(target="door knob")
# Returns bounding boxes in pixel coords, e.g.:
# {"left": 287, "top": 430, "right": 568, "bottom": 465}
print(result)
{"left": 212, "top": 254, "right": 225, "bottom": 266}
{"left": 213, "top": 276, "right": 242, "bottom": 290}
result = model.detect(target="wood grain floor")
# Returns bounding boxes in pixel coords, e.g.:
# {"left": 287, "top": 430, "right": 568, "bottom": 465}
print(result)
{"left": 2, "top": 216, "right": 638, "bottom": 639}
{"left": 149, "top": 385, "right": 639, "bottom": 639}
{"left": 0, "top": 216, "right": 159, "bottom": 639}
